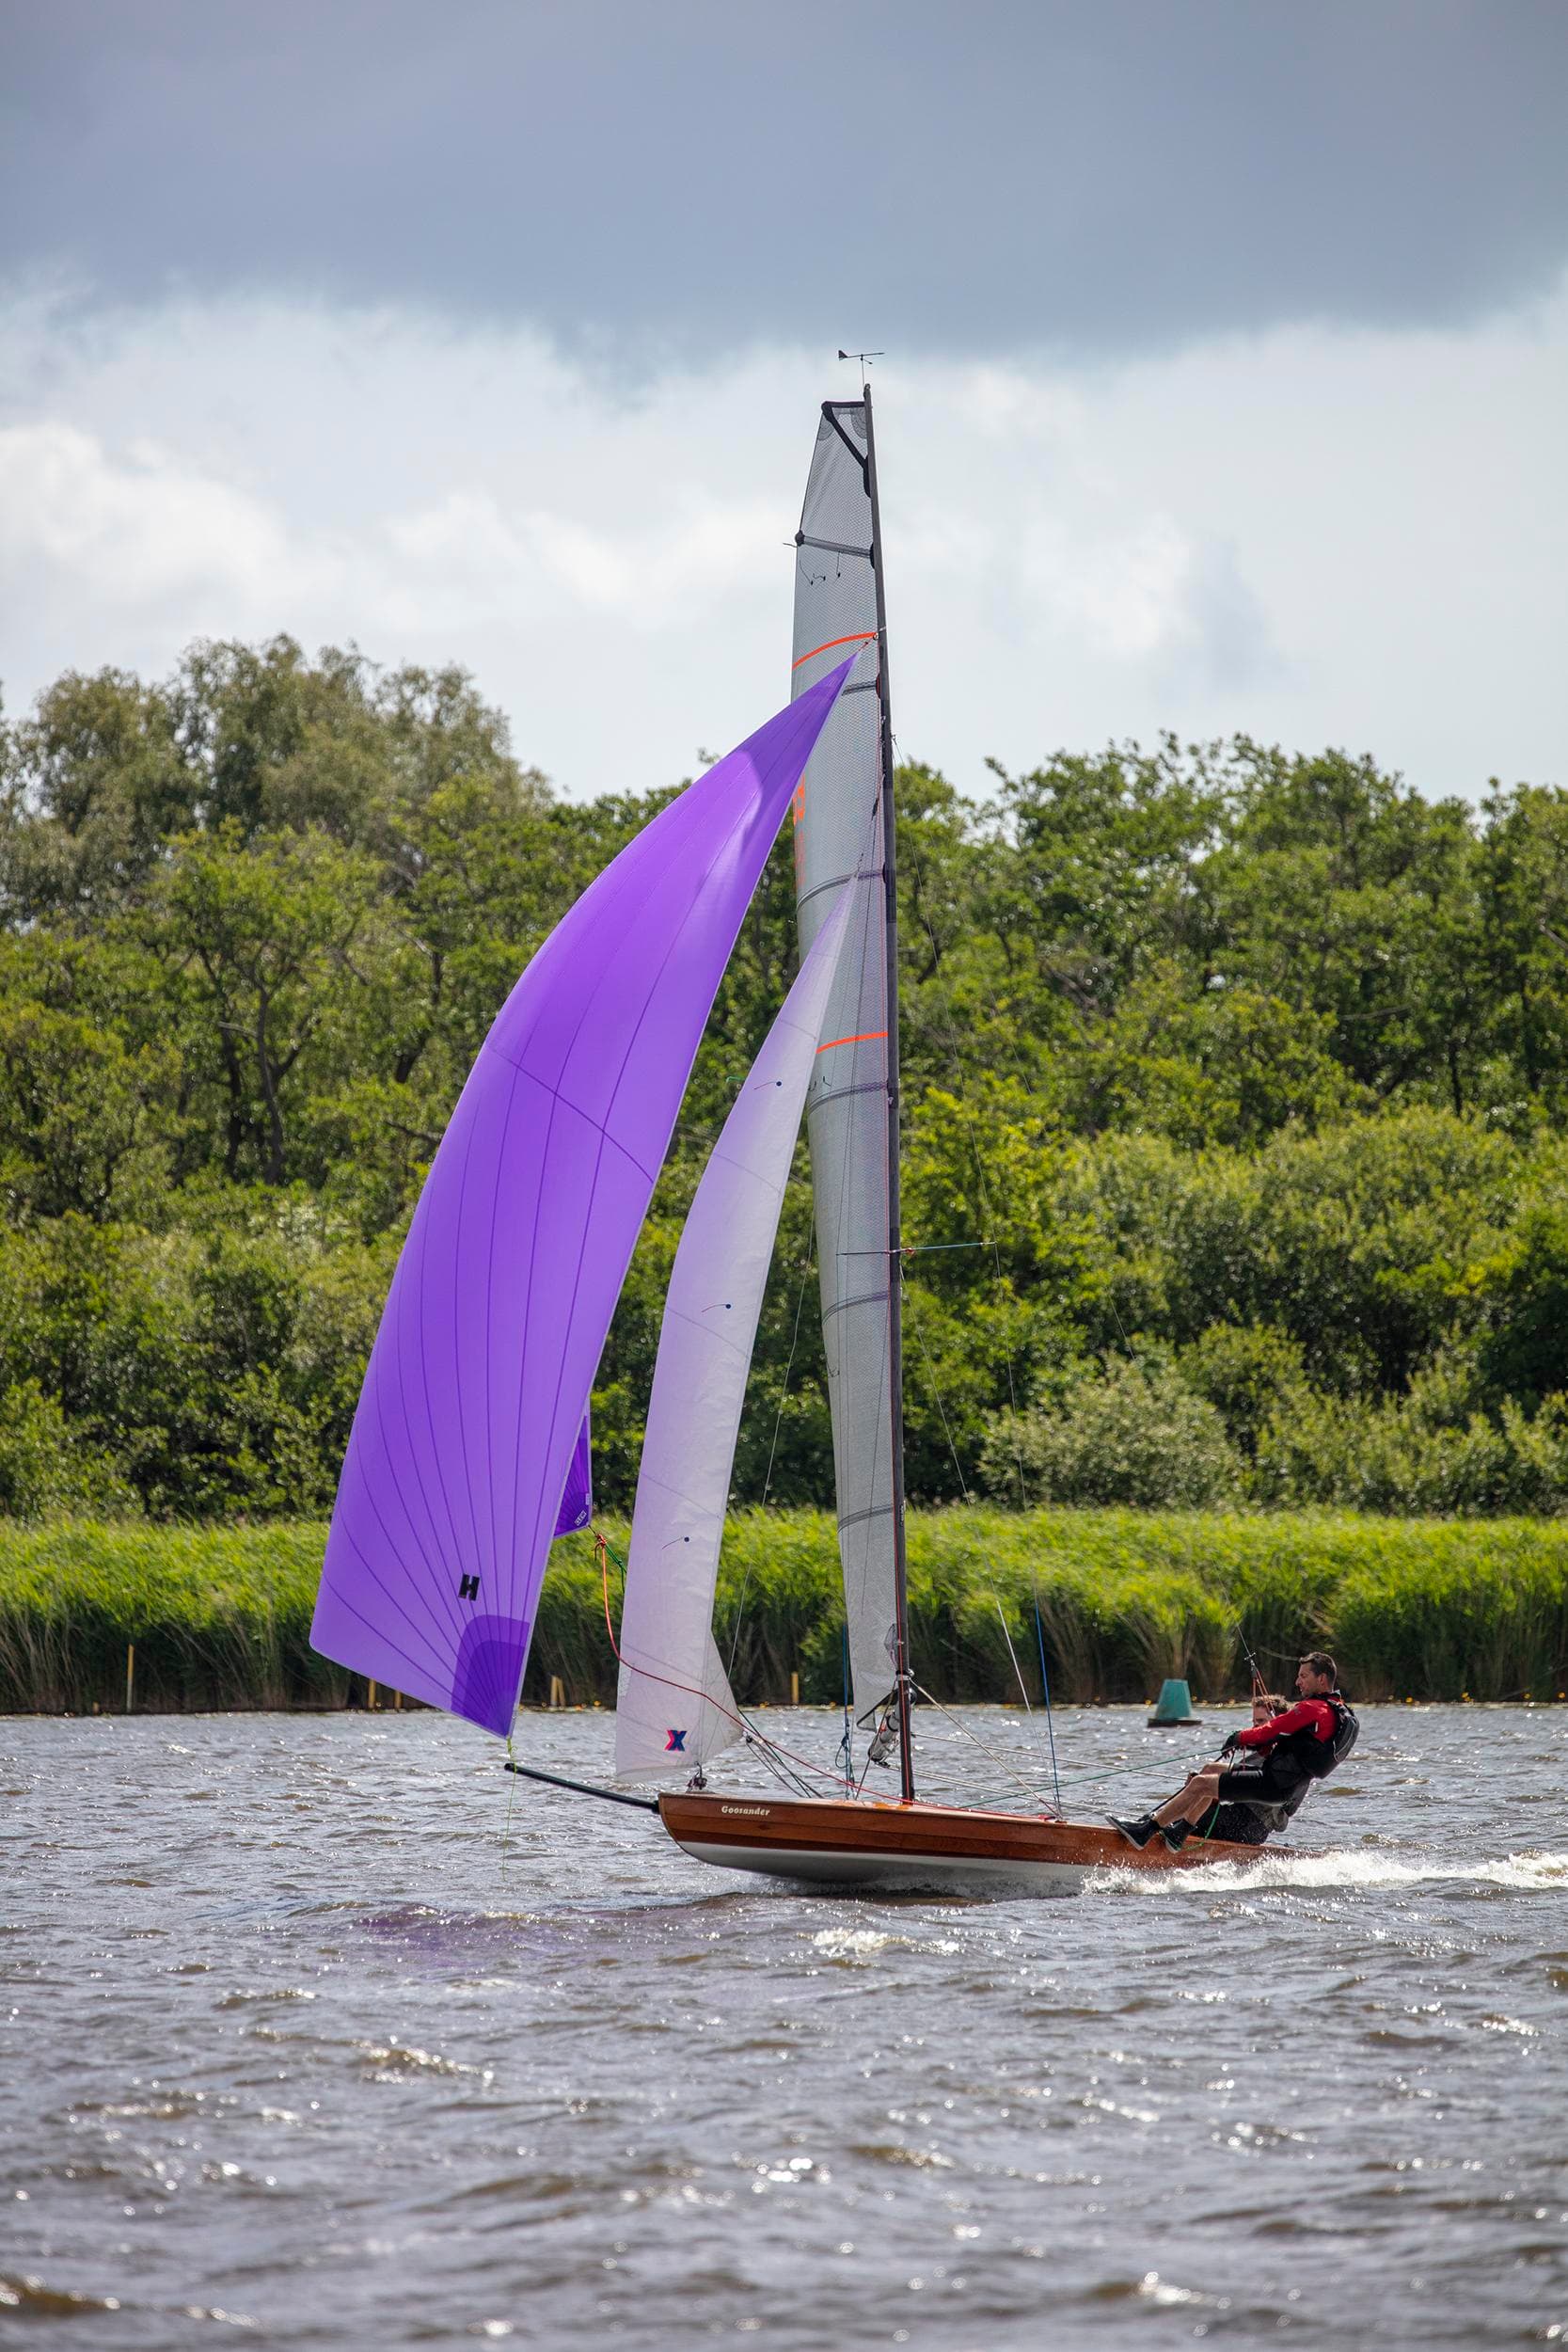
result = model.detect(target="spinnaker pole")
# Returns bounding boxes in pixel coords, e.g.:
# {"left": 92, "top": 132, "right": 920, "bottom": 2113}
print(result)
{"left": 862, "top": 381, "right": 915, "bottom": 1805}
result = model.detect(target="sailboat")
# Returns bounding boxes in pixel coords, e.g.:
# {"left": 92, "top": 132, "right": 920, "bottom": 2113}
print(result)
{"left": 311, "top": 385, "right": 1256, "bottom": 1892}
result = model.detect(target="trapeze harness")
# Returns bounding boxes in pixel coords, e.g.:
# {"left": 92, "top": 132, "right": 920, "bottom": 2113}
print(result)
{"left": 1219, "top": 1693, "right": 1359, "bottom": 1835}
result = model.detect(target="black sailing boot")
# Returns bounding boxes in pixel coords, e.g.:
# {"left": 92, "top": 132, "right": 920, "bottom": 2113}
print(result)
{"left": 1109, "top": 1813, "right": 1162, "bottom": 1850}
{"left": 1162, "top": 1819, "right": 1194, "bottom": 1851}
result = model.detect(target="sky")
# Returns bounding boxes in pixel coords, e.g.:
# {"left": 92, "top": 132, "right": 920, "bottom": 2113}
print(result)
{"left": 2, "top": 0, "right": 1565, "bottom": 803}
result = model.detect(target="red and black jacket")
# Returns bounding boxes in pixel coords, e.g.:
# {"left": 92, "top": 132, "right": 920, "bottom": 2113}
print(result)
{"left": 1229, "top": 1693, "right": 1358, "bottom": 1805}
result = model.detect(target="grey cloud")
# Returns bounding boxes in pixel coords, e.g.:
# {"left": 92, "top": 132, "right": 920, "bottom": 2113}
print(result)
{"left": 5, "top": 0, "right": 1567, "bottom": 366}
{"left": 1177, "top": 539, "right": 1288, "bottom": 696}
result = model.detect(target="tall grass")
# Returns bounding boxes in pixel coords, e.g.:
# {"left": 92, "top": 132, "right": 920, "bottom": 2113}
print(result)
{"left": 3, "top": 1507, "right": 1566, "bottom": 1714}
{"left": 0, "top": 1521, "right": 342, "bottom": 1715}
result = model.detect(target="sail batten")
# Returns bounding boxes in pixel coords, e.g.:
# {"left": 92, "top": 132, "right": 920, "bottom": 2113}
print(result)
{"left": 312, "top": 665, "right": 854, "bottom": 1737}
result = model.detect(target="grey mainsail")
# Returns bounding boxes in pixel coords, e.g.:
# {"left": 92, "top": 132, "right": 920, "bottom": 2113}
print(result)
{"left": 789, "top": 397, "right": 907, "bottom": 1743}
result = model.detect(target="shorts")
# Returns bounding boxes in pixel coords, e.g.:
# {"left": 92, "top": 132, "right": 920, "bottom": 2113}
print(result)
{"left": 1201, "top": 1801, "right": 1273, "bottom": 1847}
{"left": 1213, "top": 1762, "right": 1273, "bottom": 1804}
{"left": 1210, "top": 1757, "right": 1298, "bottom": 1839}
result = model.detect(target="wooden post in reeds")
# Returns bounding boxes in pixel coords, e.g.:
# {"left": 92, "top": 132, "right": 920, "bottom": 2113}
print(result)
{"left": 790, "top": 1671, "right": 800, "bottom": 1706}
{"left": 548, "top": 1674, "right": 565, "bottom": 1709}
{"left": 367, "top": 1678, "right": 377, "bottom": 1710}
{"left": 125, "top": 1645, "right": 135, "bottom": 1713}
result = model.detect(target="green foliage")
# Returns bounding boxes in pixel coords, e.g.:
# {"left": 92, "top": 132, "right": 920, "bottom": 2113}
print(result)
{"left": 3, "top": 637, "right": 1568, "bottom": 1525}
{"left": 0, "top": 986, "right": 177, "bottom": 1220}
{"left": 0, "top": 1382, "right": 138, "bottom": 1519}
{"left": 4, "top": 1508, "right": 1563, "bottom": 1713}
{"left": 1472, "top": 1200, "right": 1568, "bottom": 1409}
{"left": 1178, "top": 1323, "right": 1307, "bottom": 1457}
{"left": 1255, "top": 1359, "right": 1568, "bottom": 1518}
{"left": 983, "top": 1356, "right": 1243, "bottom": 1508}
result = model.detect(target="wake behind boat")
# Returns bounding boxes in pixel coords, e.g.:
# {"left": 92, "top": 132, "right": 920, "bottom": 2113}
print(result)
{"left": 310, "top": 381, "right": 1275, "bottom": 1890}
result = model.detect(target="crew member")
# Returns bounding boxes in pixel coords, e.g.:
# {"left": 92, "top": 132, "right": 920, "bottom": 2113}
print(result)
{"left": 1112, "top": 1651, "right": 1358, "bottom": 1851}
{"left": 1194, "top": 1692, "right": 1288, "bottom": 1848}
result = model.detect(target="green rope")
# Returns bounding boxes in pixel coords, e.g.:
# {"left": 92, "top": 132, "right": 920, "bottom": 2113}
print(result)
{"left": 500, "top": 1730, "right": 518, "bottom": 1882}
{"left": 1044, "top": 1747, "right": 1209, "bottom": 1794}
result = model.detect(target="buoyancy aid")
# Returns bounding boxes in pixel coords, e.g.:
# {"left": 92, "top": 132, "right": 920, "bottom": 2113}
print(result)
{"left": 1291, "top": 1693, "right": 1358, "bottom": 1777}
{"left": 1258, "top": 1694, "right": 1358, "bottom": 1804}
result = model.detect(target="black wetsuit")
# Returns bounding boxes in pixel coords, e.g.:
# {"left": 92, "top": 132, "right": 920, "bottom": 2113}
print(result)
{"left": 1200, "top": 1694, "right": 1358, "bottom": 1845}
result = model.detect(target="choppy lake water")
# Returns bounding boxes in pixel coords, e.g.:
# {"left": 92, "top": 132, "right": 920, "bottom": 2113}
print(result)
{"left": 3, "top": 1705, "right": 1566, "bottom": 2348}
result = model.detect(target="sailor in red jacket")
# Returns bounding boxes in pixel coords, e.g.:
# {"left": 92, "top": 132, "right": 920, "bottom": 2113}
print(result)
{"left": 1113, "top": 1651, "right": 1358, "bottom": 1852}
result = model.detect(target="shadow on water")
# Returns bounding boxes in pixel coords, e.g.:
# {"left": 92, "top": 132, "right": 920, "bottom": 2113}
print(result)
{"left": 347, "top": 1886, "right": 780, "bottom": 1964}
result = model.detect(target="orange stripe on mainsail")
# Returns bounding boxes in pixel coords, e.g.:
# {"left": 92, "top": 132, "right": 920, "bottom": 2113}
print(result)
{"left": 816, "top": 1028, "right": 887, "bottom": 1055}
{"left": 791, "top": 631, "right": 878, "bottom": 671}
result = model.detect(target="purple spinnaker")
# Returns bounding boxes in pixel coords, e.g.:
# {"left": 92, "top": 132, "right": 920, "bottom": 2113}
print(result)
{"left": 310, "top": 665, "right": 852, "bottom": 1735}
{"left": 554, "top": 1414, "right": 592, "bottom": 1537}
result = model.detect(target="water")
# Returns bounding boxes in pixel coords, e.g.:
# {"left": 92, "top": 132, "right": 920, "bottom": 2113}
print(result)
{"left": 4, "top": 1705, "right": 1566, "bottom": 2348}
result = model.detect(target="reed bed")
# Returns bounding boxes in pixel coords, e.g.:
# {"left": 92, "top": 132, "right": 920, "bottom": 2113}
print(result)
{"left": 2, "top": 1509, "right": 1566, "bottom": 1716}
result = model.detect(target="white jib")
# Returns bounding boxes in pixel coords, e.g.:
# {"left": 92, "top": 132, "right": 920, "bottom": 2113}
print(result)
{"left": 614, "top": 886, "right": 853, "bottom": 1781}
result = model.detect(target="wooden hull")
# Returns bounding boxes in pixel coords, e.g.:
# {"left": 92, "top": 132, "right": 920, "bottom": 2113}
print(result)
{"left": 657, "top": 1789, "right": 1266, "bottom": 1895}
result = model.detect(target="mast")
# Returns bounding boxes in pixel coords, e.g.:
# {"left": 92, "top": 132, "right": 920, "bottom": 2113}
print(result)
{"left": 788, "top": 389, "right": 906, "bottom": 1783}
{"left": 862, "top": 382, "right": 915, "bottom": 1804}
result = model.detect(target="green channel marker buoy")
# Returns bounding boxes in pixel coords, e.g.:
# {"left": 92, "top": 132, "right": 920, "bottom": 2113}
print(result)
{"left": 1148, "top": 1677, "right": 1201, "bottom": 1726}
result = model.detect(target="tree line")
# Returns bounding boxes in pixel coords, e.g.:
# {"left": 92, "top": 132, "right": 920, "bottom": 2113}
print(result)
{"left": 1, "top": 633, "right": 1565, "bottom": 1522}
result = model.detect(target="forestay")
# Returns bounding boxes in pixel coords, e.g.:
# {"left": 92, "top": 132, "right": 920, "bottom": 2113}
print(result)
{"left": 613, "top": 885, "right": 854, "bottom": 1781}
{"left": 311, "top": 665, "right": 853, "bottom": 1737}
{"left": 790, "top": 400, "right": 900, "bottom": 1719}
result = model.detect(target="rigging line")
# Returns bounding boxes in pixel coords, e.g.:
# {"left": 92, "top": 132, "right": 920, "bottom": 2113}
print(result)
{"left": 909, "top": 1290, "right": 969, "bottom": 1501}
{"left": 1234, "top": 1617, "right": 1269, "bottom": 1707}
{"left": 914, "top": 906, "right": 1032, "bottom": 1512}
{"left": 1050, "top": 1755, "right": 1200, "bottom": 1790}
{"left": 743, "top": 1729, "right": 832, "bottom": 1801}
{"left": 500, "top": 1731, "right": 518, "bottom": 1882}
{"left": 839, "top": 1239, "right": 990, "bottom": 1256}
{"left": 925, "top": 916, "right": 1132, "bottom": 1371}
{"left": 596, "top": 1526, "right": 847, "bottom": 1790}
{"left": 722, "top": 1228, "right": 816, "bottom": 1690}
{"left": 736, "top": 1704, "right": 848, "bottom": 1793}
{"left": 863, "top": 502, "right": 913, "bottom": 1802}
{"left": 800, "top": 798, "right": 885, "bottom": 1750}
{"left": 990, "top": 1595, "right": 1032, "bottom": 1714}
{"left": 599, "top": 1528, "right": 621, "bottom": 1661}
{"left": 739, "top": 1715, "right": 848, "bottom": 1795}
{"left": 1033, "top": 1595, "right": 1063, "bottom": 1812}
{"left": 911, "top": 1680, "right": 1062, "bottom": 1818}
